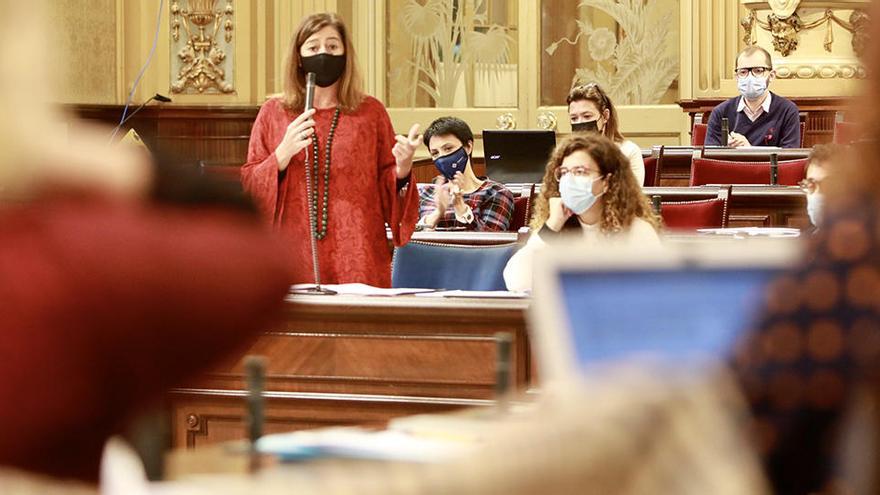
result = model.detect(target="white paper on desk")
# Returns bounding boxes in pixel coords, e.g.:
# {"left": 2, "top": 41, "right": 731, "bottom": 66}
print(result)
{"left": 415, "top": 290, "right": 529, "bottom": 299}
{"left": 257, "top": 428, "right": 468, "bottom": 463}
{"left": 289, "top": 283, "right": 437, "bottom": 296}
{"left": 697, "top": 227, "right": 800, "bottom": 238}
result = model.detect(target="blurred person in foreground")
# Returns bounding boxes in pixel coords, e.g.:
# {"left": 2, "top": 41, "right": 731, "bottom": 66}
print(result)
{"left": 0, "top": 1, "right": 294, "bottom": 484}
{"left": 732, "top": 4, "right": 880, "bottom": 492}
{"left": 798, "top": 144, "right": 846, "bottom": 232}
{"left": 503, "top": 134, "right": 661, "bottom": 292}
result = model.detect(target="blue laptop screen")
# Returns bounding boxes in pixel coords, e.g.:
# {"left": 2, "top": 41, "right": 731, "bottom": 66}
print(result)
{"left": 558, "top": 267, "right": 777, "bottom": 368}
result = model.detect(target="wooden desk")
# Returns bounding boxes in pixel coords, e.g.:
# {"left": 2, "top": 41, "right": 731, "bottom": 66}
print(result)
{"left": 170, "top": 294, "right": 531, "bottom": 449}
{"left": 644, "top": 185, "right": 808, "bottom": 228}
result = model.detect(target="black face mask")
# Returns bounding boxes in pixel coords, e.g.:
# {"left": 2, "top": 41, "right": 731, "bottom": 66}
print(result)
{"left": 301, "top": 53, "right": 346, "bottom": 87}
{"left": 571, "top": 120, "right": 600, "bottom": 134}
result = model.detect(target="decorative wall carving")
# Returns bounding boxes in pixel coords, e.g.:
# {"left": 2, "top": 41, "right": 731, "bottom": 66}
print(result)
{"left": 742, "top": 7, "right": 870, "bottom": 58}
{"left": 170, "top": 0, "right": 235, "bottom": 94}
{"left": 544, "top": 0, "right": 679, "bottom": 106}
{"left": 774, "top": 62, "right": 866, "bottom": 79}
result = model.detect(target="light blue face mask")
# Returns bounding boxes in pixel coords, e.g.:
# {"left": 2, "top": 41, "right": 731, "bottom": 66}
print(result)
{"left": 559, "top": 174, "right": 603, "bottom": 215}
{"left": 737, "top": 74, "right": 768, "bottom": 100}
{"left": 807, "top": 193, "right": 823, "bottom": 227}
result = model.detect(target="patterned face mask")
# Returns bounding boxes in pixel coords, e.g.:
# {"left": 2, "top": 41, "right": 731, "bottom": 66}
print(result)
{"left": 433, "top": 147, "right": 469, "bottom": 180}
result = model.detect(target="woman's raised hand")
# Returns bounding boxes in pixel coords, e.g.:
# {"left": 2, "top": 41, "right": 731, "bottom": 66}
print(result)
{"left": 392, "top": 124, "right": 422, "bottom": 179}
{"left": 545, "top": 197, "right": 574, "bottom": 232}
{"left": 275, "top": 108, "right": 316, "bottom": 171}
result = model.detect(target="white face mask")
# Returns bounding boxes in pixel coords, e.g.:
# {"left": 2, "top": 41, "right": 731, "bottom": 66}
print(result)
{"left": 806, "top": 193, "right": 823, "bottom": 227}
{"left": 559, "top": 174, "right": 603, "bottom": 215}
{"left": 737, "top": 74, "right": 768, "bottom": 100}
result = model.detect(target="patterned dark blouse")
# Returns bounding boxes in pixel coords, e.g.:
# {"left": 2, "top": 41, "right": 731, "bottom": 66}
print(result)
{"left": 733, "top": 197, "right": 880, "bottom": 494}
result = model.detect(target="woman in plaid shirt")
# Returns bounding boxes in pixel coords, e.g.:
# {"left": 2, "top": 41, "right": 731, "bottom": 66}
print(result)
{"left": 417, "top": 117, "right": 514, "bottom": 231}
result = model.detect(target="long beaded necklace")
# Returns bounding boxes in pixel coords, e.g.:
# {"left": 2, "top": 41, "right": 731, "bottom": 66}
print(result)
{"left": 305, "top": 107, "right": 341, "bottom": 240}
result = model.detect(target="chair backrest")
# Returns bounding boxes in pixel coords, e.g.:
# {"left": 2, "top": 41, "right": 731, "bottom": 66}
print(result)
{"left": 834, "top": 121, "right": 860, "bottom": 145}
{"left": 799, "top": 121, "right": 806, "bottom": 147}
{"left": 660, "top": 185, "right": 731, "bottom": 230}
{"left": 689, "top": 157, "right": 808, "bottom": 186}
{"left": 643, "top": 145, "right": 665, "bottom": 187}
{"left": 509, "top": 183, "right": 535, "bottom": 231}
{"left": 691, "top": 123, "right": 708, "bottom": 146}
{"left": 391, "top": 241, "right": 518, "bottom": 291}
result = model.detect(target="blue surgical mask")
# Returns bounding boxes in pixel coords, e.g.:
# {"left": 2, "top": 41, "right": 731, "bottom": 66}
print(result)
{"left": 433, "top": 147, "right": 469, "bottom": 180}
{"left": 559, "top": 174, "right": 603, "bottom": 215}
{"left": 737, "top": 74, "right": 768, "bottom": 100}
{"left": 807, "top": 193, "right": 823, "bottom": 227}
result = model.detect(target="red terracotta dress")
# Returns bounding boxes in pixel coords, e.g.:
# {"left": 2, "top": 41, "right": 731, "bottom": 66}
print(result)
{"left": 241, "top": 96, "right": 418, "bottom": 287}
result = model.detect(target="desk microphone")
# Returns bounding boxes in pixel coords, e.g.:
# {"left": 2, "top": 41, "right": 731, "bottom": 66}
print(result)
{"left": 494, "top": 332, "right": 513, "bottom": 415}
{"left": 245, "top": 356, "right": 266, "bottom": 473}
{"left": 109, "top": 93, "right": 172, "bottom": 142}
{"left": 301, "top": 72, "right": 335, "bottom": 295}
{"left": 651, "top": 195, "right": 662, "bottom": 215}
{"left": 721, "top": 117, "right": 730, "bottom": 147}
{"left": 769, "top": 153, "right": 779, "bottom": 185}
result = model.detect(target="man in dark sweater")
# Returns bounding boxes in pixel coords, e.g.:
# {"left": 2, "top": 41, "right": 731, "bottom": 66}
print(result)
{"left": 705, "top": 45, "right": 801, "bottom": 148}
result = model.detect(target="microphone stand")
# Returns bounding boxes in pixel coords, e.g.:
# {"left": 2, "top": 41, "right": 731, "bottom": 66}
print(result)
{"left": 301, "top": 72, "right": 336, "bottom": 295}
{"left": 109, "top": 93, "right": 172, "bottom": 142}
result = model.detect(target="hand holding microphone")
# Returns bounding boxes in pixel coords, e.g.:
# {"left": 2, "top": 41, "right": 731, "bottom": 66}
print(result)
{"left": 275, "top": 73, "right": 318, "bottom": 171}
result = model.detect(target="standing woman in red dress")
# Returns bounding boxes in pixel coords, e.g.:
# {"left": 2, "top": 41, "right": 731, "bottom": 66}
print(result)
{"left": 242, "top": 12, "right": 421, "bottom": 286}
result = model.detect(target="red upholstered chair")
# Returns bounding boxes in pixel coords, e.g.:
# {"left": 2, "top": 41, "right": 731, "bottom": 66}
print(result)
{"left": 691, "top": 123, "right": 708, "bottom": 146}
{"left": 689, "top": 157, "right": 808, "bottom": 186}
{"left": 834, "top": 121, "right": 860, "bottom": 144}
{"left": 799, "top": 121, "right": 806, "bottom": 147}
{"left": 508, "top": 183, "right": 535, "bottom": 232}
{"left": 659, "top": 186, "right": 731, "bottom": 230}
{"left": 642, "top": 145, "right": 664, "bottom": 187}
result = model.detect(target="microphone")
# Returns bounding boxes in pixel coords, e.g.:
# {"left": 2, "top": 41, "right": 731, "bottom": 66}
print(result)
{"left": 300, "top": 71, "right": 335, "bottom": 295}
{"left": 769, "top": 153, "right": 779, "bottom": 186}
{"left": 109, "top": 93, "right": 172, "bottom": 141}
{"left": 721, "top": 117, "right": 729, "bottom": 147}
{"left": 304, "top": 72, "right": 316, "bottom": 111}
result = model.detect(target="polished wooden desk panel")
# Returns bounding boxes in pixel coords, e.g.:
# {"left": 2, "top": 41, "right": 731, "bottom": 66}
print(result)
{"left": 170, "top": 294, "right": 531, "bottom": 449}
{"left": 644, "top": 185, "right": 808, "bottom": 228}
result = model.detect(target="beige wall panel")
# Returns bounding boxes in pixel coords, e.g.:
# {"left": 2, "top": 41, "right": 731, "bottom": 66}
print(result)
{"left": 51, "top": 0, "right": 118, "bottom": 104}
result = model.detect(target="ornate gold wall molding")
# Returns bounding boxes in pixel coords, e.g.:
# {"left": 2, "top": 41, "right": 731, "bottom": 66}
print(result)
{"left": 170, "top": 0, "right": 235, "bottom": 94}
{"left": 741, "top": 2, "right": 870, "bottom": 57}
{"left": 775, "top": 61, "right": 866, "bottom": 79}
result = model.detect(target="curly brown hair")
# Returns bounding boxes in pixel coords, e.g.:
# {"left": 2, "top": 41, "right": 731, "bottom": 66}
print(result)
{"left": 530, "top": 134, "right": 661, "bottom": 233}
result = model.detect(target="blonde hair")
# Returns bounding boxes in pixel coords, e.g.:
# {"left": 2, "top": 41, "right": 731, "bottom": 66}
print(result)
{"left": 281, "top": 13, "right": 364, "bottom": 112}
{"left": 531, "top": 134, "right": 660, "bottom": 234}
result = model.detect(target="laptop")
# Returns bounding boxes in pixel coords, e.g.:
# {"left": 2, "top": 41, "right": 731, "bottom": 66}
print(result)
{"left": 482, "top": 130, "right": 556, "bottom": 184}
{"left": 529, "top": 239, "right": 799, "bottom": 385}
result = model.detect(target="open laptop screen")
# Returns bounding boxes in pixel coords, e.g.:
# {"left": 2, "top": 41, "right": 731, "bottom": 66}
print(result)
{"left": 558, "top": 267, "right": 778, "bottom": 368}
{"left": 482, "top": 130, "right": 556, "bottom": 184}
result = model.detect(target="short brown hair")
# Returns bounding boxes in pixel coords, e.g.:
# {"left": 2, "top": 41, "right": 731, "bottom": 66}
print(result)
{"left": 567, "top": 83, "right": 625, "bottom": 143}
{"left": 281, "top": 13, "right": 364, "bottom": 112}
{"left": 806, "top": 144, "right": 843, "bottom": 174}
{"left": 530, "top": 134, "right": 660, "bottom": 233}
{"left": 736, "top": 45, "right": 773, "bottom": 69}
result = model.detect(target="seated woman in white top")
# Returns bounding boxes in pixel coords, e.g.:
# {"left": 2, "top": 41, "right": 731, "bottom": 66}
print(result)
{"left": 567, "top": 82, "right": 645, "bottom": 186}
{"left": 503, "top": 134, "right": 662, "bottom": 292}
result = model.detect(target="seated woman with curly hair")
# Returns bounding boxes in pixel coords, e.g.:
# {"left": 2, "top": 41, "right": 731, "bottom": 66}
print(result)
{"left": 503, "top": 133, "right": 662, "bottom": 292}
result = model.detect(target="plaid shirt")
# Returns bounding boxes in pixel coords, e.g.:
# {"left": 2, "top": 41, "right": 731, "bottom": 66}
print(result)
{"left": 418, "top": 179, "right": 514, "bottom": 231}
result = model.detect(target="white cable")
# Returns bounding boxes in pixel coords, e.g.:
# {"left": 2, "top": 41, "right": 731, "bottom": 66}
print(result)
{"left": 110, "top": 0, "right": 165, "bottom": 142}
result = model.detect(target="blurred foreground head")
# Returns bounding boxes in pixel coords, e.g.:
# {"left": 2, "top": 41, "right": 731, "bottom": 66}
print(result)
{"left": 0, "top": 0, "right": 149, "bottom": 201}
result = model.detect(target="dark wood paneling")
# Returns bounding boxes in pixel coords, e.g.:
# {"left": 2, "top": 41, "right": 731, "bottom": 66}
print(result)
{"left": 169, "top": 295, "right": 530, "bottom": 449}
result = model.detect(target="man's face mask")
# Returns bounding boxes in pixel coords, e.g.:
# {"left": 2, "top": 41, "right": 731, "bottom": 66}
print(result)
{"left": 737, "top": 73, "right": 768, "bottom": 100}
{"left": 433, "top": 147, "right": 469, "bottom": 180}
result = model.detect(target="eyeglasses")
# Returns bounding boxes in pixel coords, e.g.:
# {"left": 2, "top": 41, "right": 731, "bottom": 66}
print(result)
{"left": 734, "top": 67, "right": 771, "bottom": 78}
{"left": 553, "top": 166, "right": 599, "bottom": 181}
{"left": 798, "top": 177, "right": 822, "bottom": 194}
